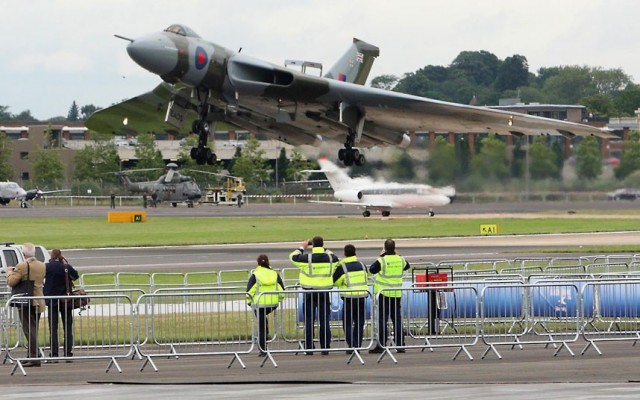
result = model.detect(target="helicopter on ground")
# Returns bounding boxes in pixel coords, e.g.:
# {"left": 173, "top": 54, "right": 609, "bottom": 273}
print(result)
{"left": 116, "top": 163, "right": 245, "bottom": 208}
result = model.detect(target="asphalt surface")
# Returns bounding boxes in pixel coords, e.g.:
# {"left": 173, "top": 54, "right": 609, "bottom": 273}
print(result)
{"left": 2, "top": 201, "right": 640, "bottom": 398}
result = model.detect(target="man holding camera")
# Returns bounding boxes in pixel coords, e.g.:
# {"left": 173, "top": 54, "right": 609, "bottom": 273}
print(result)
{"left": 289, "top": 236, "right": 339, "bottom": 355}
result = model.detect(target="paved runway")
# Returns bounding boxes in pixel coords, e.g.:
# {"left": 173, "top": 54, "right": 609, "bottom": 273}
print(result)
{"left": 2, "top": 202, "right": 640, "bottom": 398}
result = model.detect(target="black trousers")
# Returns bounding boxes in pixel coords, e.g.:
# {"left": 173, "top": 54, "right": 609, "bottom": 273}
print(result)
{"left": 255, "top": 306, "right": 277, "bottom": 352}
{"left": 18, "top": 306, "right": 41, "bottom": 358}
{"left": 342, "top": 297, "right": 366, "bottom": 349}
{"left": 48, "top": 304, "right": 74, "bottom": 357}
{"left": 377, "top": 295, "right": 404, "bottom": 347}
{"left": 303, "top": 291, "right": 331, "bottom": 350}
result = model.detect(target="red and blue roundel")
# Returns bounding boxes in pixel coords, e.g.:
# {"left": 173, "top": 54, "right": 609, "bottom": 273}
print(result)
{"left": 194, "top": 46, "right": 208, "bottom": 70}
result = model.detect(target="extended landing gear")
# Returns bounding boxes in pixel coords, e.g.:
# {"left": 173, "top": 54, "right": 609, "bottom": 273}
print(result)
{"left": 338, "top": 129, "right": 365, "bottom": 167}
{"left": 428, "top": 210, "right": 435, "bottom": 217}
{"left": 381, "top": 211, "right": 390, "bottom": 217}
{"left": 363, "top": 210, "right": 371, "bottom": 217}
{"left": 190, "top": 89, "right": 217, "bottom": 166}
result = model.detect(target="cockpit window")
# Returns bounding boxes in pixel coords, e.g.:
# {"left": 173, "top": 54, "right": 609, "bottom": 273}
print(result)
{"left": 164, "top": 24, "right": 201, "bottom": 38}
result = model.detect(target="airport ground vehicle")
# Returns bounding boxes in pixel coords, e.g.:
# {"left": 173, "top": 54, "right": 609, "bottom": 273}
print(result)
{"left": 607, "top": 188, "right": 640, "bottom": 201}
{"left": 202, "top": 177, "right": 246, "bottom": 207}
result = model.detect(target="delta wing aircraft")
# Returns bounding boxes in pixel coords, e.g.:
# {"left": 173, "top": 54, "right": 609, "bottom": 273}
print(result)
{"left": 0, "top": 182, "right": 67, "bottom": 208}
{"left": 87, "top": 24, "right": 614, "bottom": 167}
{"left": 309, "top": 157, "right": 455, "bottom": 217}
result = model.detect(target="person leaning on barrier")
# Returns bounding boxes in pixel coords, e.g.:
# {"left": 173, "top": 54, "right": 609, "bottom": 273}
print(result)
{"left": 6, "top": 242, "right": 46, "bottom": 367}
{"left": 332, "top": 244, "right": 368, "bottom": 354}
{"left": 368, "top": 239, "right": 410, "bottom": 354}
{"left": 246, "top": 254, "right": 285, "bottom": 356}
{"left": 44, "top": 249, "right": 79, "bottom": 360}
{"left": 289, "top": 236, "right": 339, "bottom": 355}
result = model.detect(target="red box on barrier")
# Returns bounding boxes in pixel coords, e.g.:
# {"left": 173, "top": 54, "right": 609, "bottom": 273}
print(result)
{"left": 415, "top": 273, "right": 453, "bottom": 291}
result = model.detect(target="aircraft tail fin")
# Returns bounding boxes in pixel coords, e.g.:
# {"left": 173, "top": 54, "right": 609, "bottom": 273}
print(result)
{"left": 316, "top": 157, "right": 353, "bottom": 191}
{"left": 324, "top": 38, "right": 379, "bottom": 85}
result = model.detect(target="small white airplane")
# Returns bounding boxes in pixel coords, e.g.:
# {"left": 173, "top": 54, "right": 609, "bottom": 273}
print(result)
{"left": 309, "top": 157, "right": 455, "bottom": 217}
{"left": 0, "top": 181, "right": 68, "bottom": 208}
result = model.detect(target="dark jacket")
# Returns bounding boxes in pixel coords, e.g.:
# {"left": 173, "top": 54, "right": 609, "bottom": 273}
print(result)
{"left": 44, "top": 260, "right": 79, "bottom": 305}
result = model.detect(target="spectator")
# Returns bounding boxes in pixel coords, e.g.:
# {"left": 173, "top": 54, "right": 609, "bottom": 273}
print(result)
{"left": 44, "top": 249, "right": 79, "bottom": 360}
{"left": 368, "top": 239, "right": 410, "bottom": 354}
{"left": 246, "top": 254, "right": 285, "bottom": 355}
{"left": 289, "top": 236, "right": 338, "bottom": 355}
{"left": 333, "top": 244, "right": 368, "bottom": 354}
{"left": 6, "top": 243, "right": 46, "bottom": 367}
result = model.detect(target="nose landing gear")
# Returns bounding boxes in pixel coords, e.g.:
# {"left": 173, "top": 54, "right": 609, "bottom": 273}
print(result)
{"left": 190, "top": 89, "right": 217, "bottom": 165}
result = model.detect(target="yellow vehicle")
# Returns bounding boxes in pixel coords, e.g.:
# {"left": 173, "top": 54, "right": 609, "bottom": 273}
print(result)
{"left": 203, "top": 176, "right": 246, "bottom": 207}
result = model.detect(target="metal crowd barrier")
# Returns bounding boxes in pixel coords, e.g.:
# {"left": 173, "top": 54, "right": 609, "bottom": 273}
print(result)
{"left": 3, "top": 293, "right": 135, "bottom": 376}
{"left": 135, "top": 290, "right": 254, "bottom": 371}
{"left": 6, "top": 255, "right": 640, "bottom": 375}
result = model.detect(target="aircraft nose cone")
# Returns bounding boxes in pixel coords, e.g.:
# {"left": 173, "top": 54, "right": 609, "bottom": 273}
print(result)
{"left": 127, "top": 33, "right": 178, "bottom": 77}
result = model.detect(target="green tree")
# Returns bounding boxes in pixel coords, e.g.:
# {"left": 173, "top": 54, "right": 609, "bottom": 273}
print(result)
{"left": 390, "top": 150, "right": 415, "bottom": 181}
{"left": 614, "top": 85, "right": 640, "bottom": 116}
{"left": 575, "top": 136, "right": 602, "bottom": 180}
{"left": 580, "top": 94, "right": 616, "bottom": 117}
{"left": 30, "top": 147, "right": 65, "bottom": 188}
{"left": 80, "top": 104, "right": 100, "bottom": 120}
{"left": 72, "top": 141, "right": 121, "bottom": 187}
{"left": 67, "top": 101, "right": 80, "bottom": 121}
{"left": 614, "top": 131, "right": 640, "bottom": 180}
{"left": 494, "top": 54, "right": 529, "bottom": 92}
{"left": 230, "top": 134, "right": 269, "bottom": 186}
{"left": 285, "top": 149, "right": 314, "bottom": 181}
{"left": 370, "top": 74, "right": 399, "bottom": 90}
{"left": 13, "top": 109, "right": 37, "bottom": 121}
{"left": 0, "top": 105, "right": 12, "bottom": 120}
{"left": 470, "top": 135, "right": 509, "bottom": 181}
{"left": 541, "top": 66, "right": 595, "bottom": 104}
{"left": 428, "top": 136, "right": 458, "bottom": 184}
{"left": 529, "top": 137, "right": 560, "bottom": 179}
{"left": 450, "top": 50, "right": 500, "bottom": 86}
{"left": 274, "top": 147, "right": 289, "bottom": 185}
{"left": 0, "top": 131, "right": 14, "bottom": 180}
{"left": 134, "top": 132, "right": 165, "bottom": 179}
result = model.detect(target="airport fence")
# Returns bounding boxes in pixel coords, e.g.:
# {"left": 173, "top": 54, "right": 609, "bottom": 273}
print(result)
{"left": 5, "top": 255, "right": 640, "bottom": 374}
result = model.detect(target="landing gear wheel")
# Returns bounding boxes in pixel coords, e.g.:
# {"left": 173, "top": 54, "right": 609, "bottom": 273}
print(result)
{"left": 172, "top": 203, "right": 178, "bottom": 207}
{"left": 428, "top": 210, "right": 435, "bottom": 217}
{"left": 355, "top": 153, "right": 366, "bottom": 166}
{"left": 338, "top": 148, "right": 346, "bottom": 161}
{"left": 363, "top": 210, "right": 371, "bottom": 217}
{"left": 207, "top": 151, "right": 217, "bottom": 165}
{"left": 344, "top": 150, "right": 354, "bottom": 166}
{"left": 381, "top": 211, "right": 391, "bottom": 217}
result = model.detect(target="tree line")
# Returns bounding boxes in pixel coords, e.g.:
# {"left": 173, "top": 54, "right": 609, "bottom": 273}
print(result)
{"left": 371, "top": 50, "right": 640, "bottom": 118}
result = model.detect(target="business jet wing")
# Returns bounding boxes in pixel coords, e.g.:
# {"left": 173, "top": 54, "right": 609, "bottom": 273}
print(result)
{"left": 309, "top": 199, "right": 392, "bottom": 208}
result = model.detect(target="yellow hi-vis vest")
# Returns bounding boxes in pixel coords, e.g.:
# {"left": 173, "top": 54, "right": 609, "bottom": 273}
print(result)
{"left": 336, "top": 256, "right": 368, "bottom": 298}
{"left": 373, "top": 254, "right": 406, "bottom": 298}
{"left": 290, "top": 247, "right": 335, "bottom": 289}
{"left": 248, "top": 266, "right": 284, "bottom": 307}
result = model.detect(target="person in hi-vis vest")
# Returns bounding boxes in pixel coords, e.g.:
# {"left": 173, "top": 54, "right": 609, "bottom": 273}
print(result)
{"left": 247, "top": 254, "right": 285, "bottom": 355}
{"left": 368, "top": 239, "right": 410, "bottom": 354}
{"left": 333, "top": 244, "right": 368, "bottom": 354}
{"left": 289, "top": 236, "right": 339, "bottom": 355}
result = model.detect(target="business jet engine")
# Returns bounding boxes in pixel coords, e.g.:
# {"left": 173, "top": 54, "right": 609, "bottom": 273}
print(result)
{"left": 334, "top": 189, "right": 363, "bottom": 202}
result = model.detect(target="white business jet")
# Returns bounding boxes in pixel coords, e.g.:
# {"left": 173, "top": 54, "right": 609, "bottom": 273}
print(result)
{"left": 310, "top": 157, "right": 455, "bottom": 217}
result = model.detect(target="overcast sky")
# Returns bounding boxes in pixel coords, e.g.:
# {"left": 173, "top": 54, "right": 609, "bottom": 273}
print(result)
{"left": 2, "top": 0, "right": 639, "bottom": 120}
